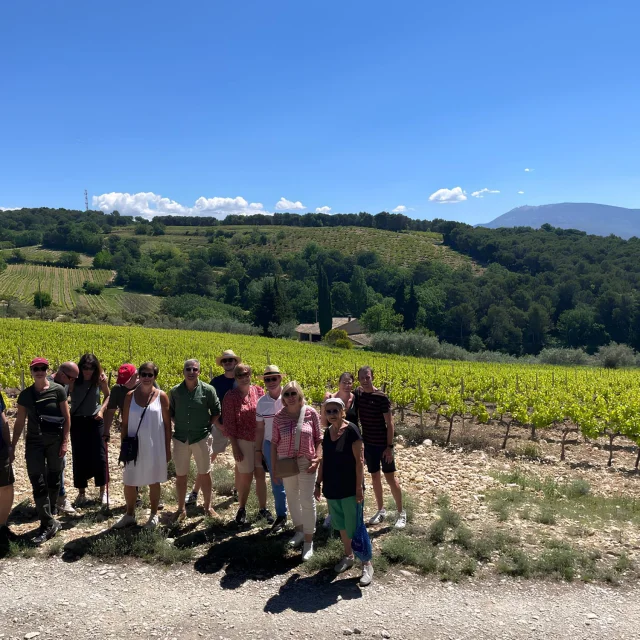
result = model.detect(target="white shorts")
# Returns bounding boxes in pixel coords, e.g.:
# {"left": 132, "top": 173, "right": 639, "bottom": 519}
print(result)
{"left": 172, "top": 436, "right": 212, "bottom": 476}
{"left": 236, "top": 438, "right": 259, "bottom": 474}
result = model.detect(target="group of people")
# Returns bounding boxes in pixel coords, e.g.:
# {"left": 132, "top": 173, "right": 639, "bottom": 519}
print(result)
{"left": 0, "top": 349, "right": 407, "bottom": 586}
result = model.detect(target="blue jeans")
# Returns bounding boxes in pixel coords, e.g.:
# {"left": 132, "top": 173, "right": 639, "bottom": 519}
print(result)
{"left": 263, "top": 440, "right": 287, "bottom": 518}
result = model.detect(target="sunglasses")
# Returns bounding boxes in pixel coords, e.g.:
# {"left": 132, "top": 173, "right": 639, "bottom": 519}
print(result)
{"left": 184, "top": 367, "right": 199, "bottom": 373}
{"left": 139, "top": 371, "right": 155, "bottom": 378}
{"left": 264, "top": 376, "right": 280, "bottom": 383}
{"left": 325, "top": 408, "right": 341, "bottom": 415}
{"left": 282, "top": 391, "right": 298, "bottom": 398}
{"left": 82, "top": 365, "right": 96, "bottom": 370}
{"left": 221, "top": 358, "right": 236, "bottom": 364}
{"left": 235, "top": 372, "right": 250, "bottom": 379}
{"left": 31, "top": 365, "right": 47, "bottom": 372}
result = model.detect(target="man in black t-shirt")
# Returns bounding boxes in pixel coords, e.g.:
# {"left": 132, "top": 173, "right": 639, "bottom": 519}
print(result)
{"left": 0, "top": 391, "right": 18, "bottom": 547}
{"left": 355, "top": 365, "right": 406, "bottom": 529}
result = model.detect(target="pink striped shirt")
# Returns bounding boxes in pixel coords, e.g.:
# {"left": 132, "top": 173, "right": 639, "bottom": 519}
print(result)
{"left": 272, "top": 406, "right": 322, "bottom": 460}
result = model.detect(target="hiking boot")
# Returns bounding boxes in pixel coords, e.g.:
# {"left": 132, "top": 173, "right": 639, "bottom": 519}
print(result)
{"left": 235, "top": 507, "right": 246, "bottom": 526}
{"left": 258, "top": 508, "right": 275, "bottom": 525}
{"left": 185, "top": 490, "right": 198, "bottom": 506}
{"left": 395, "top": 510, "right": 407, "bottom": 529}
{"left": 56, "top": 496, "right": 76, "bottom": 515}
{"left": 359, "top": 562, "right": 374, "bottom": 586}
{"left": 288, "top": 531, "right": 304, "bottom": 548}
{"left": 32, "top": 520, "right": 62, "bottom": 545}
{"left": 368, "top": 509, "right": 386, "bottom": 525}
{"left": 334, "top": 555, "right": 355, "bottom": 573}
{"left": 112, "top": 514, "right": 137, "bottom": 529}
{"left": 270, "top": 515, "right": 287, "bottom": 533}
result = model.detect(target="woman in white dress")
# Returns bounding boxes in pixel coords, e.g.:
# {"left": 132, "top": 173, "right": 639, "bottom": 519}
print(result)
{"left": 113, "top": 362, "right": 171, "bottom": 530}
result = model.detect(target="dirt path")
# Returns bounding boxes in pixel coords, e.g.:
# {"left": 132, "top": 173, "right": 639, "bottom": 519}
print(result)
{"left": 1, "top": 558, "right": 639, "bottom": 640}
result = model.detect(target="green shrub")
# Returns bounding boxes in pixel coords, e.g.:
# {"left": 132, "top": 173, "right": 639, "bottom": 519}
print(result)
{"left": 334, "top": 338, "right": 353, "bottom": 349}
{"left": 595, "top": 343, "right": 636, "bottom": 369}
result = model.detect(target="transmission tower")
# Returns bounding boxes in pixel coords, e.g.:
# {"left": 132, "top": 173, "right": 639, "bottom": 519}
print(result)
{"left": 84, "top": 189, "right": 89, "bottom": 211}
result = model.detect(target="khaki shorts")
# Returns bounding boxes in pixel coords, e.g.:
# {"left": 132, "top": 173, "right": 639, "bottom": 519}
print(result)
{"left": 172, "top": 436, "right": 212, "bottom": 476}
{"left": 236, "top": 438, "right": 258, "bottom": 474}
{"left": 211, "top": 425, "right": 229, "bottom": 455}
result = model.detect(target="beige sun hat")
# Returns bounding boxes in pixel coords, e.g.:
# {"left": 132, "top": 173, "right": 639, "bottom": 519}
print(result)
{"left": 215, "top": 349, "right": 242, "bottom": 366}
{"left": 262, "top": 364, "right": 282, "bottom": 376}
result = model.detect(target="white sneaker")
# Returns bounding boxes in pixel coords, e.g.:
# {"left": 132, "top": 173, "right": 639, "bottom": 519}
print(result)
{"left": 368, "top": 509, "right": 386, "bottom": 525}
{"left": 144, "top": 514, "right": 159, "bottom": 530}
{"left": 56, "top": 496, "right": 76, "bottom": 515}
{"left": 323, "top": 514, "right": 332, "bottom": 529}
{"left": 302, "top": 542, "right": 314, "bottom": 561}
{"left": 360, "top": 562, "right": 374, "bottom": 586}
{"left": 334, "top": 556, "right": 355, "bottom": 573}
{"left": 395, "top": 510, "right": 407, "bottom": 529}
{"left": 112, "top": 514, "right": 136, "bottom": 529}
{"left": 288, "top": 531, "right": 305, "bottom": 548}
{"left": 100, "top": 492, "right": 109, "bottom": 507}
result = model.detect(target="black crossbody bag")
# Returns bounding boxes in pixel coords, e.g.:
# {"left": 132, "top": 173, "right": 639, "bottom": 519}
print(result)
{"left": 118, "top": 391, "right": 153, "bottom": 466}
{"left": 32, "top": 387, "right": 64, "bottom": 434}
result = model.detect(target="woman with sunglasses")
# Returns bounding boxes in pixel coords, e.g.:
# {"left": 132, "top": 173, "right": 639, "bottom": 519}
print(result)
{"left": 221, "top": 363, "right": 265, "bottom": 526}
{"left": 322, "top": 372, "right": 358, "bottom": 426}
{"left": 69, "top": 353, "right": 110, "bottom": 507}
{"left": 314, "top": 397, "right": 373, "bottom": 585}
{"left": 271, "top": 381, "right": 322, "bottom": 561}
{"left": 12, "top": 358, "right": 70, "bottom": 544}
{"left": 113, "top": 362, "right": 171, "bottom": 530}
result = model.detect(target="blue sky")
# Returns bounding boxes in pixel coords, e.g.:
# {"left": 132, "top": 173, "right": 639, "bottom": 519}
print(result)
{"left": 1, "top": 1, "right": 639, "bottom": 224}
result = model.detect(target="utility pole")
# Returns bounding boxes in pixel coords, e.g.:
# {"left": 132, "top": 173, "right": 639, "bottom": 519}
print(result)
{"left": 84, "top": 189, "right": 89, "bottom": 211}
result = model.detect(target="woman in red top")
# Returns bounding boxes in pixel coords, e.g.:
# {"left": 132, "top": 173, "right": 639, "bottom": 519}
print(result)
{"left": 271, "top": 380, "right": 322, "bottom": 561}
{"left": 222, "top": 363, "right": 266, "bottom": 526}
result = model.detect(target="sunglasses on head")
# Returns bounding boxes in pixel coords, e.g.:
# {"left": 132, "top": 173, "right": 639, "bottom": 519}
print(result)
{"left": 325, "top": 408, "right": 341, "bottom": 415}
{"left": 282, "top": 391, "right": 298, "bottom": 398}
{"left": 139, "top": 371, "right": 154, "bottom": 378}
{"left": 264, "top": 376, "right": 280, "bottom": 383}
{"left": 184, "top": 367, "right": 199, "bottom": 373}
{"left": 221, "top": 358, "right": 236, "bottom": 364}
{"left": 31, "top": 365, "right": 47, "bottom": 372}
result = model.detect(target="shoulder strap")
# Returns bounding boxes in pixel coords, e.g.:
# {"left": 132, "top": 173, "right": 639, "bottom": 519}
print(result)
{"left": 134, "top": 389, "right": 155, "bottom": 436}
{"left": 294, "top": 405, "right": 307, "bottom": 454}
{"left": 71, "top": 384, "right": 94, "bottom": 417}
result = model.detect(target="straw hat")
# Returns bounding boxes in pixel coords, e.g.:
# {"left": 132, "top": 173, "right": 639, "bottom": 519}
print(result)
{"left": 215, "top": 349, "right": 242, "bottom": 366}
{"left": 262, "top": 365, "right": 282, "bottom": 377}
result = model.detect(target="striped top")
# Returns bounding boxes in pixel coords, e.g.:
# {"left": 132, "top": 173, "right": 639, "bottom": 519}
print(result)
{"left": 256, "top": 393, "right": 283, "bottom": 442}
{"left": 354, "top": 387, "right": 391, "bottom": 447}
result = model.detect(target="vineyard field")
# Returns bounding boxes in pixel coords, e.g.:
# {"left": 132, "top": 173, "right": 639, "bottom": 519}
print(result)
{"left": 1, "top": 318, "right": 640, "bottom": 468}
{"left": 0, "top": 265, "right": 161, "bottom": 315}
{"left": 0, "top": 246, "right": 94, "bottom": 267}
{"left": 115, "top": 225, "right": 478, "bottom": 270}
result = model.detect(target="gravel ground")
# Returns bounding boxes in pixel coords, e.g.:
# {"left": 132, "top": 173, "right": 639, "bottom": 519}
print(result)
{"left": 1, "top": 558, "right": 639, "bottom": 640}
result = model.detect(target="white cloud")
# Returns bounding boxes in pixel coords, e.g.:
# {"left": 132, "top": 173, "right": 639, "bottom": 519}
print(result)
{"left": 524, "top": 168, "right": 533, "bottom": 172}
{"left": 92, "top": 192, "right": 266, "bottom": 219}
{"left": 315, "top": 206, "right": 332, "bottom": 214}
{"left": 392, "top": 205, "right": 407, "bottom": 213}
{"left": 471, "top": 188, "right": 500, "bottom": 198}
{"left": 428, "top": 187, "right": 467, "bottom": 204}
{"left": 275, "top": 197, "right": 306, "bottom": 211}
{"left": 518, "top": 191, "right": 525, "bottom": 194}
{"left": 0, "top": 206, "right": 20, "bottom": 211}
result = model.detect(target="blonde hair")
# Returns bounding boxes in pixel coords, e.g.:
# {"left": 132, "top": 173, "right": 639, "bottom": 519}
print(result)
{"left": 282, "top": 380, "right": 305, "bottom": 405}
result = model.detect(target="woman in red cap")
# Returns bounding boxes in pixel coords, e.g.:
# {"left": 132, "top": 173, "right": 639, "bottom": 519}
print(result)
{"left": 11, "top": 358, "right": 70, "bottom": 544}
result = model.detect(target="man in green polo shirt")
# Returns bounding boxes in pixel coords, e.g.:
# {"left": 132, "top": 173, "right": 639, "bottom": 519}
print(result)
{"left": 169, "top": 359, "right": 221, "bottom": 522}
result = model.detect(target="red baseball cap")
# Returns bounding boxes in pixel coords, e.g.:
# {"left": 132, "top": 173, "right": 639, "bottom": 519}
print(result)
{"left": 117, "top": 363, "right": 137, "bottom": 384}
{"left": 30, "top": 357, "right": 49, "bottom": 368}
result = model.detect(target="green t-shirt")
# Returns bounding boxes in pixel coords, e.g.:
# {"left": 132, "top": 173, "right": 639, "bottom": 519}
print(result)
{"left": 17, "top": 382, "right": 67, "bottom": 436}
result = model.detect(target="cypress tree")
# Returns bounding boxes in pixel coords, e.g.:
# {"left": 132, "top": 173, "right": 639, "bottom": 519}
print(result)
{"left": 318, "top": 264, "right": 332, "bottom": 337}
{"left": 404, "top": 281, "right": 419, "bottom": 330}
{"left": 350, "top": 265, "right": 368, "bottom": 318}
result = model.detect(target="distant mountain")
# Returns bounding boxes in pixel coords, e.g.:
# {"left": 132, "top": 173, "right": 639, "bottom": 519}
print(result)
{"left": 479, "top": 203, "right": 640, "bottom": 239}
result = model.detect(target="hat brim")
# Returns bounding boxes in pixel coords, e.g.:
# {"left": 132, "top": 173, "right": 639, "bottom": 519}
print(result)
{"left": 258, "top": 371, "right": 283, "bottom": 379}
{"left": 216, "top": 355, "right": 242, "bottom": 366}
